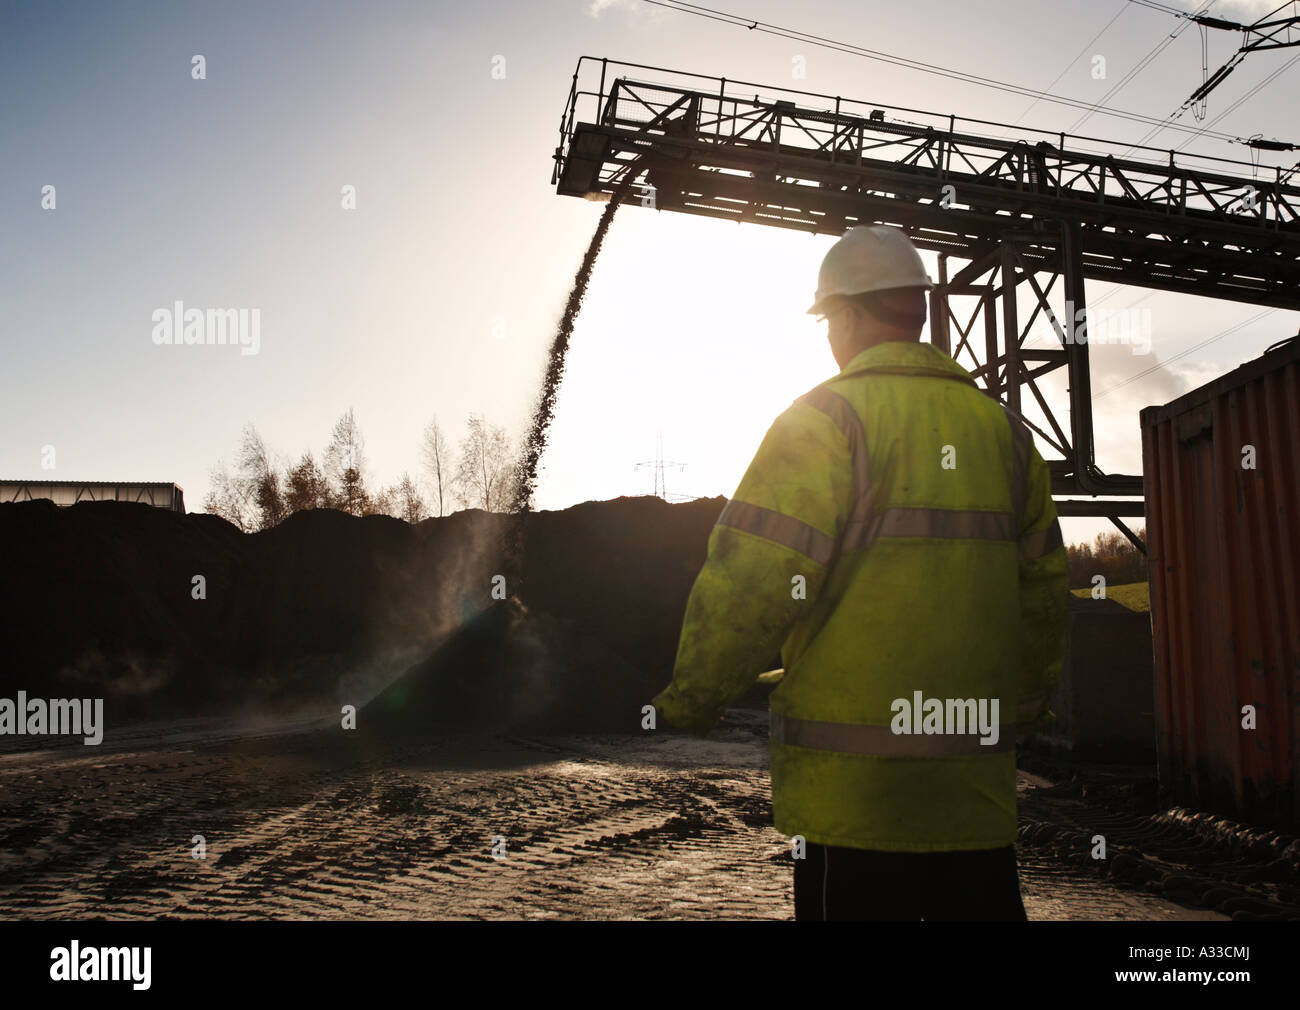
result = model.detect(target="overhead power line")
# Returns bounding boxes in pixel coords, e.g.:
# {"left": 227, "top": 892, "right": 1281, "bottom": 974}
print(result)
{"left": 1174, "top": 52, "right": 1300, "bottom": 153}
{"left": 1172, "top": 1, "right": 1300, "bottom": 112}
{"left": 1119, "top": 0, "right": 1300, "bottom": 150}
{"left": 1124, "top": 0, "right": 1194, "bottom": 16}
{"left": 1094, "top": 308, "right": 1277, "bottom": 399}
{"left": 1001, "top": 3, "right": 1131, "bottom": 135}
{"left": 1122, "top": 18, "right": 1300, "bottom": 156}
{"left": 638, "top": 0, "right": 1258, "bottom": 147}
{"left": 1066, "top": 0, "right": 1217, "bottom": 134}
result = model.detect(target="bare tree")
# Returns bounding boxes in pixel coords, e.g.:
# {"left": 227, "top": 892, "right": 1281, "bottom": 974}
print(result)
{"left": 1067, "top": 527, "right": 1148, "bottom": 589}
{"left": 204, "top": 425, "right": 283, "bottom": 531}
{"left": 239, "top": 424, "right": 285, "bottom": 529}
{"left": 324, "top": 408, "right": 370, "bottom": 515}
{"left": 203, "top": 459, "right": 256, "bottom": 532}
{"left": 454, "top": 413, "right": 517, "bottom": 512}
{"left": 396, "top": 472, "right": 426, "bottom": 524}
{"left": 284, "top": 452, "right": 329, "bottom": 513}
{"left": 361, "top": 473, "right": 426, "bottom": 522}
{"left": 420, "top": 417, "right": 454, "bottom": 517}
{"left": 365, "top": 484, "right": 398, "bottom": 518}
{"left": 206, "top": 411, "right": 443, "bottom": 528}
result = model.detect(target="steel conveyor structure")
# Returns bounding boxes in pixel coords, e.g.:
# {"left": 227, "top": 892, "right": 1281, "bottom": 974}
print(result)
{"left": 551, "top": 57, "right": 1300, "bottom": 526}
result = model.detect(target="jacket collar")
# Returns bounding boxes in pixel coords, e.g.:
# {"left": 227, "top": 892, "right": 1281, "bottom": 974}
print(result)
{"left": 836, "top": 340, "right": 978, "bottom": 387}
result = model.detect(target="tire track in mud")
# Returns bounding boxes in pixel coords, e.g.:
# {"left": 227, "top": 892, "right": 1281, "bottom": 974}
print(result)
{"left": 0, "top": 727, "right": 789, "bottom": 920}
{"left": 0, "top": 721, "right": 1268, "bottom": 920}
{"left": 1016, "top": 768, "right": 1300, "bottom": 921}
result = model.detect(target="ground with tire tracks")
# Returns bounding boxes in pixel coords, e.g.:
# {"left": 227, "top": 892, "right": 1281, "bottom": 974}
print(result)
{"left": 1, "top": 712, "right": 1292, "bottom": 920}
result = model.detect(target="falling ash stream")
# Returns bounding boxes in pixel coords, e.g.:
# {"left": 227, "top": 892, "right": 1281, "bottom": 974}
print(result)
{"left": 503, "top": 176, "right": 638, "bottom": 592}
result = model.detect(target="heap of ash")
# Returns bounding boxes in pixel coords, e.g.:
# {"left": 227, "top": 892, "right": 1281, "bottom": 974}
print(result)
{"left": 361, "top": 596, "right": 651, "bottom": 735}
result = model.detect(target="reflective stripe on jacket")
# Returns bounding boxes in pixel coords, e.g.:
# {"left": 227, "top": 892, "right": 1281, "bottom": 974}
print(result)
{"left": 652, "top": 340, "right": 1067, "bottom": 852}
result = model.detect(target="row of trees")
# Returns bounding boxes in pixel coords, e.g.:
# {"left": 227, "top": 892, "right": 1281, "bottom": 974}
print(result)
{"left": 208, "top": 414, "right": 1155, "bottom": 589}
{"left": 1066, "top": 528, "right": 1148, "bottom": 589}
{"left": 203, "top": 409, "right": 519, "bottom": 532}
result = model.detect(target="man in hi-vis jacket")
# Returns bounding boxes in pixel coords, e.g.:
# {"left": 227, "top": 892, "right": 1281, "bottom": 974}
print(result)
{"left": 652, "top": 226, "right": 1067, "bottom": 921}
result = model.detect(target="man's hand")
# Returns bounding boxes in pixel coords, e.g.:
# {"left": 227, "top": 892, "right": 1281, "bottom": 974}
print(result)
{"left": 651, "top": 686, "right": 721, "bottom": 738}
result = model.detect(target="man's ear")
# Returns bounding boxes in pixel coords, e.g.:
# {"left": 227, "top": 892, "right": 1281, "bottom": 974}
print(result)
{"left": 844, "top": 301, "right": 868, "bottom": 338}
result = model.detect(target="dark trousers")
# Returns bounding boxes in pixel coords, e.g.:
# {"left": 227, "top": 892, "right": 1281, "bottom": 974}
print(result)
{"left": 794, "top": 841, "right": 1028, "bottom": 920}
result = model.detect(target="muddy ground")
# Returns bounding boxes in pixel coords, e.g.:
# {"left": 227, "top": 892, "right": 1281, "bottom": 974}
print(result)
{"left": 6, "top": 709, "right": 1296, "bottom": 921}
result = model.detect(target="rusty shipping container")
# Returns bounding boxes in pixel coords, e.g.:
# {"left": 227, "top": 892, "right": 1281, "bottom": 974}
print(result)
{"left": 1140, "top": 335, "right": 1300, "bottom": 827}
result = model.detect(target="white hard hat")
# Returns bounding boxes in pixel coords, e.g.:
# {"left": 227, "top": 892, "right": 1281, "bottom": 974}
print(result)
{"left": 807, "top": 225, "right": 933, "bottom": 315}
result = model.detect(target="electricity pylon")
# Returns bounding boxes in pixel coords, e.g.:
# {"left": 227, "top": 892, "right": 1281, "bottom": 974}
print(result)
{"left": 634, "top": 430, "right": 687, "bottom": 500}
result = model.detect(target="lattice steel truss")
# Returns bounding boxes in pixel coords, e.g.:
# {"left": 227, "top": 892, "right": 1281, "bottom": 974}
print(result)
{"left": 552, "top": 58, "right": 1300, "bottom": 520}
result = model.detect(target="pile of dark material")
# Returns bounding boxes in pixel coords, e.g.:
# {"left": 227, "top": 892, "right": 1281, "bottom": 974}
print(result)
{"left": 4, "top": 494, "right": 1138, "bottom": 735}
{"left": 0, "top": 495, "right": 724, "bottom": 726}
{"left": 361, "top": 597, "right": 650, "bottom": 734}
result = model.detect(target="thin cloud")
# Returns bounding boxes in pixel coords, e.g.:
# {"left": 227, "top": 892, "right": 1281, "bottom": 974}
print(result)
{"left": 1213, "top": 0, "right": 1297, "bottom": 21}
{"left": 588, "top": 0, "right": 636, "bottom": 15}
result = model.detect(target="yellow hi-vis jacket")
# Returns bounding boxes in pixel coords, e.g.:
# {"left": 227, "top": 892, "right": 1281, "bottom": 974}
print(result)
{"left": 652, "top": 340, "right": 1067, "bottom": 852}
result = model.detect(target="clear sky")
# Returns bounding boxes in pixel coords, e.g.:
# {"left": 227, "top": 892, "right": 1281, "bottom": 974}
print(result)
{"left": 3, "top": 0, "right": 1297, "bottom": 547}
